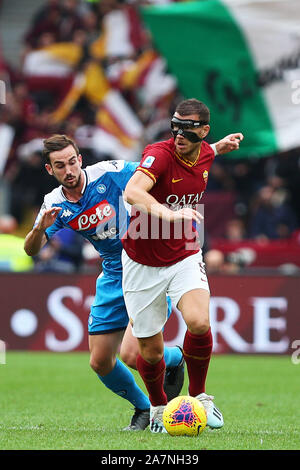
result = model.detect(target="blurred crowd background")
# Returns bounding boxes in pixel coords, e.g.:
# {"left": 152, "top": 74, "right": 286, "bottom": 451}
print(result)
{"left": 0, "top": 0, "right": 300, "bottom": 275}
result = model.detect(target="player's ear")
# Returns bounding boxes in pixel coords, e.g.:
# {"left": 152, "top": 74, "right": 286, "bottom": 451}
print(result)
{"left": 45, "top": 163, "right": 53, "bottom": 176}
{"left": 78, "top": 154, "right": 83, "bottom": 167}
{"left": 201, "top": 124, "right": 210, "bottom": 139}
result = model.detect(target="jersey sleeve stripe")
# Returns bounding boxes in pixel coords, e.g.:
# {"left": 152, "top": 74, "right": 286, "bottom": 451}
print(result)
{"left": 136, "top": 167, "right": 157, "bottom": 183}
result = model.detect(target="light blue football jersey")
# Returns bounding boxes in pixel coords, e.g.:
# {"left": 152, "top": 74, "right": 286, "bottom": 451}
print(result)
{"left": 34, "top": 160, "right": 138, "bottom": 276}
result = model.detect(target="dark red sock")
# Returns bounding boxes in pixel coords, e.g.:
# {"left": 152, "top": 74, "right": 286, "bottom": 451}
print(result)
{"left": 136, "top": 355, "right": 167, "bottom": 406}
{"left": 183, "top": 328, "right": 213, "bottom": 396}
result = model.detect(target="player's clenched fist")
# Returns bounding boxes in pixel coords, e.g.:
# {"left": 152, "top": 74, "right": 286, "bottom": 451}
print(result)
{"left": 215, "top": 132, "right": 244, "bottom": 154}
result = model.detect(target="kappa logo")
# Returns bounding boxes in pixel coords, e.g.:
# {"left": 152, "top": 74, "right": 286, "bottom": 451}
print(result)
{"left": 108, "top": 160, "right": 119, "bottom": 169}
{"left": 61, "top": 209, "right": 73, "bottom": 218}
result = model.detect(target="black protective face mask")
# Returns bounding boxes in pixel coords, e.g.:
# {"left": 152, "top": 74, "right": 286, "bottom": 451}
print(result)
{"left": 171, "top": 116, "right": 208, "bottom": 143}
{"left": 171, "top": 127, "right": 203, "bottom": 143}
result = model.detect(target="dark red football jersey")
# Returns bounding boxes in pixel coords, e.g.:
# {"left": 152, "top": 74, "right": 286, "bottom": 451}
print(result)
{"left": 122, "top": 138, "right": 215, "bottom": 266}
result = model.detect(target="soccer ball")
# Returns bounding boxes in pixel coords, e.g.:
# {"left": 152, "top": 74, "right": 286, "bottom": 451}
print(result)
{"left": 163, "top": 395, "right": 207, "bottom": 436}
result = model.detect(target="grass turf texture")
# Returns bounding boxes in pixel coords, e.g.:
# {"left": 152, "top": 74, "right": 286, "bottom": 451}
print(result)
{"left": 0, "top": 352, "right": 299, "bottom": 450}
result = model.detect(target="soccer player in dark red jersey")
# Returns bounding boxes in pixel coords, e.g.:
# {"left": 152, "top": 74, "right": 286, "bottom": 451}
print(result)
{"left": 122, "top": 98, "right": 243, "bottom": 432}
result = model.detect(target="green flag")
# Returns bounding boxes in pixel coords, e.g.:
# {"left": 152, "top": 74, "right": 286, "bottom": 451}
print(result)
{"left": 142, "top": 0, "right": 300, "bottom": 158}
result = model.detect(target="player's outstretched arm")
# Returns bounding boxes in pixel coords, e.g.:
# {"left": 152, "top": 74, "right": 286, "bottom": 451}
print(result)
{"left": 124, "top": 172, "right": 202, "bottom": 224}
{"left": 213, "top": 133, "right": 244, "bottom": 155}
{"left": 24, "top": 207, "right": 61, "bottom": 256}
{"left": 124, "top": 171, "right": 172, "bottom": 220}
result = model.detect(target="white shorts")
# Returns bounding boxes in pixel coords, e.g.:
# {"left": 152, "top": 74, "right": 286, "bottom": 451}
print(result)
{"left": 121, "top": 250, "right": 210, "bottom": 338}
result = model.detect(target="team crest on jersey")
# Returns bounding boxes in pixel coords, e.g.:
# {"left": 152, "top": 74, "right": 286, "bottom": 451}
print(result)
{"left": 68, "top": 200, "right": 115, "bottom": 231}
{"left": 142, "top": 156, "right": 155, "bottom": 168}
{"left": 203, "top": 170, "right": 208, "bottom": 183}
{"left": 97, "top": 184, "right": 107, "bottom": 194}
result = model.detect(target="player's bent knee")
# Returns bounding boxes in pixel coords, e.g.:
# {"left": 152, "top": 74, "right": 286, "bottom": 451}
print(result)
{"left": 89, "top": 356, "right": 101, "bottom": 373}
{"left": 90, "top": 355, "right": 114, "bottom": 376}
{"left": 187, "top": 317, "right": 210, "bottom": 335}
{"left": 138, "top": 332, "right": 164, "bottom": 364}
{"left": 120, "top": 349, "right": 137, "bottom": 369}
{"left": 140, "top": 347, "right": 164, "bottom": 365}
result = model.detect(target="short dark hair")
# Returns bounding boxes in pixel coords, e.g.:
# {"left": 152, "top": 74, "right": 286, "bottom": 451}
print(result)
{"left": 43, "top": 134, "right": 79, "bottom": 164}
{"left": 175, "top": 98, "right": 210, "bottom": 124}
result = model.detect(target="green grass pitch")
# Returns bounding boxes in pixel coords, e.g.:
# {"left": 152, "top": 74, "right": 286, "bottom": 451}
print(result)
{"left": 0, "top": 351, "right": 299, "bottom": 450}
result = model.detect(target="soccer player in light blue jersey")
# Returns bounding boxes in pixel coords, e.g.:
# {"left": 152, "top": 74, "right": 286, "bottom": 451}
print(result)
{"left": 24, "top": 133, "right": 242, "bottom": 430}
{"left": 24, "top": 134, "right": 184, "bottom": 431}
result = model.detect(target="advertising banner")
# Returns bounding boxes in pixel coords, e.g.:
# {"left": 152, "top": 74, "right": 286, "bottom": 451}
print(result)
{"left": 0, "top": 273, "right": 298, "bottom": 355}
